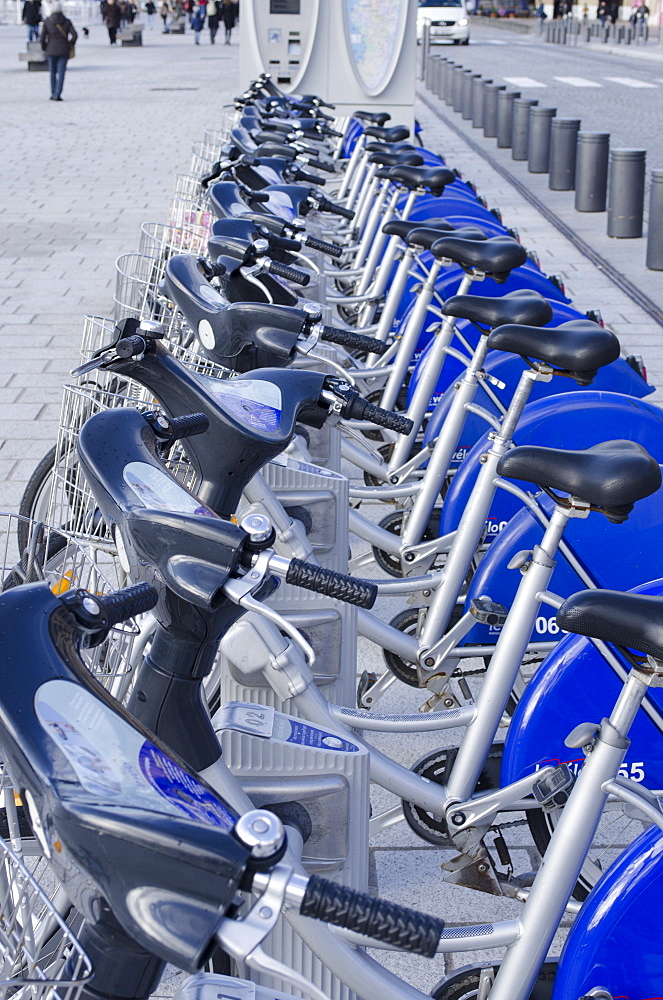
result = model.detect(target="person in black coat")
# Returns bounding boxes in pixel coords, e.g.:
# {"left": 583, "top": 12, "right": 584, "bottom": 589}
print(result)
{"left": 104, "top": 0, "right": 122, "bottom": 43}
{"left": 221, "top": 0, "right": 236, "bottom": 43}
{"left": 22, "top": 0, "right": 42, "bottom": 42}
{"left": 40, "top": 2, "right": 77, "bottom": 101}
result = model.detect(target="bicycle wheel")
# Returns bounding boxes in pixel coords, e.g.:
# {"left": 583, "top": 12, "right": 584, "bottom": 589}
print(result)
{"left": 527, "top": 795, "right": 653, "bottom": 901}
{"left": 17, "top": 446, "right": 57, "bottom": 552}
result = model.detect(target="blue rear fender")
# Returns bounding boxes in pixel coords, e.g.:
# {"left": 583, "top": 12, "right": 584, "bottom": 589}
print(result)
{"left": 420, "top": 352, "right": 654, "bottom": 461}
{"left": 435, "top": 262, "right": 571, "bottom": 304}
{"left": 439, "top": 392, "right": 663, "bottom": 540}
{"left": 551, "top": 826, "right": 663, "bottom": 1000}
{"left": 500, "top": 576, "right": 663, "bottom": 790}
{"left": 461, "top": 489, "right": 663, "bottom": 646}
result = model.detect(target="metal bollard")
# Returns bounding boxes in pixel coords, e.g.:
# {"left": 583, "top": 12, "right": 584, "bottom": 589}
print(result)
{"left": 512, "top": 98, "right": 539, "bottom": 160}
{"left": 451, "top": 66, "right": 464, "bottom": 110}
{"left": 496, "top": 89, "right": 521, "bottom": 148}
{"left": 434, "top": 57, "right": 446, "bottom": 98}
{"left": 454, "top": 69, "right": 472, "bottom": 113}
{"left": 549, "top": 118, "right": 581, "bottom": 190}
{"left": 646, "top": 169, "right": 663, "bottom": 270}
{"left": 607, "top": 148, "right": 646, "bottom": 238}
{"left": 445, "top": 64, "right": 459, "bottom": 106}
{"left": 528, "top": 106, "right": 557, "bottom": 173}
{"left": 462, "top": 73, "right": 481, "bottom": 120}
{"left": 472, "top": 76, "right": 489, "bottom": 128}
{"left": 483, "top": 83, "right": 506, "bottom": 138}
{"left": 440, "top": 60, "right": 454, "bottom": 102}
{"left": 575, "top": 133, "right": 610, "bottom": 211}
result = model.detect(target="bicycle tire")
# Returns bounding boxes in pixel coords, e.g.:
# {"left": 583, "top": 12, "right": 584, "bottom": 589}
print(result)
{"left": 17, "top": 446, "right": 58, "bottom": 551}
{"left": 526, "top": 796, "right": 652, "bottom": 902}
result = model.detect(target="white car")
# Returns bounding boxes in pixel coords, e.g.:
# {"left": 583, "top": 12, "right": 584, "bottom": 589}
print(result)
{"left": 417, "top": 0, "right": 470, "bottom": 45}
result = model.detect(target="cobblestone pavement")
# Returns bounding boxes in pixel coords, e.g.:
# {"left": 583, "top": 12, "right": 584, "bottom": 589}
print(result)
{"left": 1, "top": 16, "right": 662, "bottom": 996}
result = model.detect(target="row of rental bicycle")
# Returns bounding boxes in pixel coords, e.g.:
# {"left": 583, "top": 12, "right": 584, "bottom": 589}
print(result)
{"left": 2, "top": 72, "right": 663, "bottom": 1000}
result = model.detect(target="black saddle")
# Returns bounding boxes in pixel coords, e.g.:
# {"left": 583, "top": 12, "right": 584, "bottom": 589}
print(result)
{"left": 364, "top": 125, "right": 410, "bottom": 143}
{"left": 389, "top": 165, "right": 456, "bottom": 198}
{"left": 557, "top": 589, "right": 663, "bottom": 661}
{"left": 369, "top": 151, "right": 424, "bottom": 167}
{"left": 365, "top": 141, "right": 417, "bottom": 155}
{"left": 488, "top": 320, "right": 620, "bottom": 384}
{"left": 430, "top": 235, "right": 527, "bottom": 280}
{"left": 405, "top": 225, "right": 487, "bottom": 251}
{"left": 443, "top": 290, "right": 552, "bottom": 329}
{"left": 497, "top": 440, "right": 661, "bottom": 522}
{"left": 355, "top": 111, "right": 391, "bottom": 126}
{"left": 383, "top": 218, "right": 455, "bottom": 240}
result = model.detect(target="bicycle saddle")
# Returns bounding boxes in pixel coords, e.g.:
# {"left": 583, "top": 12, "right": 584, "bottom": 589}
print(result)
{"left": 369, "top": 150, "right": 424, "bottom": 167}
{"left": 355, "top": 110, "right": 391, "bottom": 125}
{"left": 365, "top": 141, "right": 418, "bottom": 154}
{"left": 430, "top": 235, "right": 527, "bottom": 280}
{"left": 497, "top": 440, "right": 661, "bottom": 521}
{"left": 382, "top": 218, "right": 456, "bottom": 240}
{"left": 364, "top": 125, "right": 410, "bottom": 142}
{"left": 405, "top": 225, "right": 487, "bottom": 251}
{"left": 388, "top": 165, "right": 456, "bottom": 197}
{"left": 443, "top": 289, "right": 553, "bottom": 329}
{"left": 488, "top": 319, "right": 620, "bottom": 383}
{"left": 557, "top": 589, "right": 663, "bottom": 660}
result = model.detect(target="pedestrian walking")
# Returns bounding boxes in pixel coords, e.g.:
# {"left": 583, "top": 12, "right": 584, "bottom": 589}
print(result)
{"left": 22, "top": 0, "right": 42, "bottom": 42}
{"left": 191, "top": 4, "right": 204, "bottom": 42}
{"left": 40, "top": 1, "right": 77, "bottom": 102}
{"left": 221, "top": 0, "right": 236, "bottom": 43}
{"left": 160, "top": 0, "right": 169, "bottom": 30}
{"left": 104, "top": 0, "right": 121, "bottom": 43}
{"left": 597, "top": 0, "right": 608, "bottom": 21}
{"left": 145, "top": 0, "right": 155, "bottom": 26}
{"left": 206, "top": 0, "right": 219, "bottom": 42}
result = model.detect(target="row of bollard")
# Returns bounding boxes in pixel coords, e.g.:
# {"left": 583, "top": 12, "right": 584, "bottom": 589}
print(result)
{"left": 545, "top": 19, "right": 649, "bottom": 46}
{"left": 424, "top": 54, "right": 662, "bottom": 270}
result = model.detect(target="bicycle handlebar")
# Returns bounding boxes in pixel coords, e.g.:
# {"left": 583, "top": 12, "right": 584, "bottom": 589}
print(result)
{"left": 344, "top": 395, "right": 413, "bottom": 436}
{"left": 284, "top": 558, "right": 377, "bottom": 609}
{"left": 313, "top": 195, "right": 354, "bottom": 220}
{"left": 301, "top": 235, "right": 343, "bottom": 259}
{"left": 267, "top": 259, "right": 311, "bottom": 286}
{"left": 95, "top": 583, "right": 159, "bottom": 627}
{"left": 319, "top": 326, "right": 388, "bottom": 357}
{"left": 300, "top": 876, "right": 444, "bottom": 957}
{"left": 306, "top": 157, "right": 336, "bottom": 174}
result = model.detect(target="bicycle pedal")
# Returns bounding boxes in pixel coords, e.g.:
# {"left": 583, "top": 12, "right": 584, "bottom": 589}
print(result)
{"left": 532, "top": 763, "right": 575, "bottom": 810}
{"left": 357, "top": 670, "right": 378, "bottom": 709}
{"left": 469, "top": 598, "right": 508, "bottom": 627}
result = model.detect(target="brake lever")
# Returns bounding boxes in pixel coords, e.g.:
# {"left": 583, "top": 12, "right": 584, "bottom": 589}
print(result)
{"left": 222, "top": 551, "right": 315, "bottom": 666}
{"left": 216, "top": 862, "right": 330, "bottom": 1000}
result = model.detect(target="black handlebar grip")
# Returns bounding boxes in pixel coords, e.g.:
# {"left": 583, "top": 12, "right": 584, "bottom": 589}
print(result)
{"left": 303, "top": 236, "right": 343, "bottom": 259}
{"left": 268, "top": 260, "right": 311, "bottom": 286}
{"left": 300, "top": 876, "right": 444, "bottom": 958}
{"left": 317, "top": 197, "right": 354, "bottom": 220}
{"left": 319, "top": 326, "right": 388, "bottom": 357}
{"left": 115, "top": 335, "right": 147, "bottom": 359}
{"left": 285, "top": 559, "right": 377, "bottom": 609}
{"left": 260, "top": 231, "right": 302, "bottom": 254}
{"left": 294, "top": 169, "right": 327, "bottom": 187}
{"left": 168, "top": 413, "right": 210, "bottom": 440}
{"left": 306, "top": 157, "right": 336, "bottom": 174}
{"left": 345, "top": 395, "right": 414, "bottom": 436}
{"left": 97, "top": 583, "right": 159, "bottom": 628}
{"left": 323, "top": 126, "right": 343, "bottom": 139}
{"left": 200, "top": 160, "right": 223, "bottom": 190}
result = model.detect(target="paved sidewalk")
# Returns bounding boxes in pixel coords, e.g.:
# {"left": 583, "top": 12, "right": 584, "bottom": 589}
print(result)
{"left": 0, "top": 21, "right": 240, "bottom": 512}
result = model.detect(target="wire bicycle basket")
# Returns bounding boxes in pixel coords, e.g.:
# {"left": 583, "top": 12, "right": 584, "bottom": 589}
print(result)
{"left": 0, "top": 836, "right": 92, "bottom": 1000}
{"left": 139, "top": 220, "right": 210, "bottom": 260}
{"left": 1, "top": 513, "right": 138, "bottom": 696}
